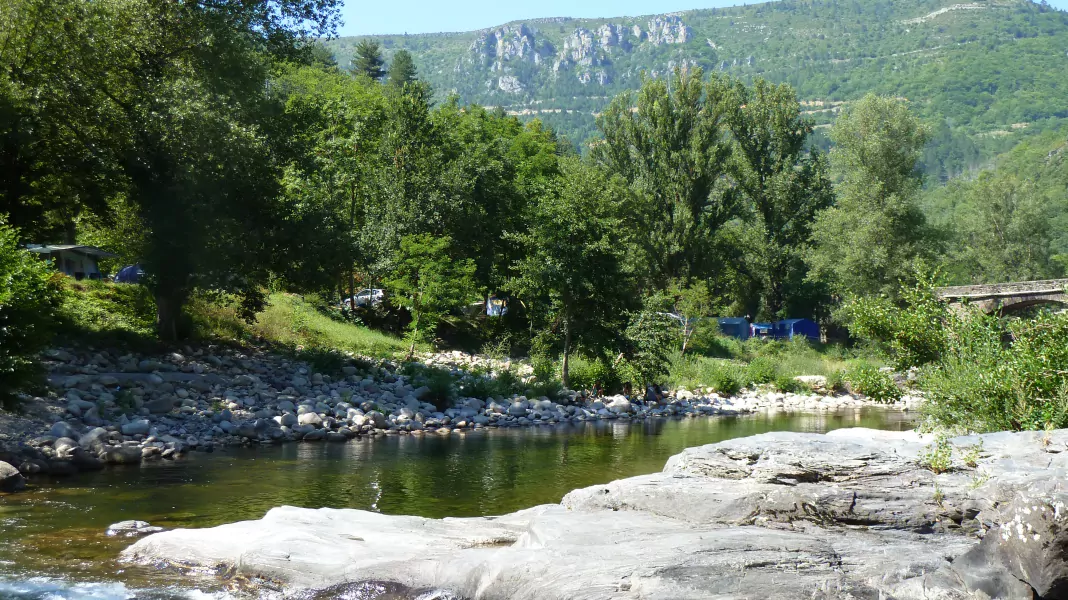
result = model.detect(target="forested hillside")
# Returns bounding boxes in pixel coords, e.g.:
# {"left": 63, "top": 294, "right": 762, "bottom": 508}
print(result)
{"left": 326, "top": 0, "right": 1068, "bottom": 181}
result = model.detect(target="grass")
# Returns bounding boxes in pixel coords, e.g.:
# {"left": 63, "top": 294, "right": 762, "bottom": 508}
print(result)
{"left": 665, "top": 337, "right": 884, "bottom": 395}
{"left": 57, "top": 282, "right": 420, "bottom": 360}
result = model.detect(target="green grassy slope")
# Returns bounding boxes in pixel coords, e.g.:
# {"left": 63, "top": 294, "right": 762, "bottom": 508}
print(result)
{"left": 326, "top": 0, "right": 1068, "bottom": 179}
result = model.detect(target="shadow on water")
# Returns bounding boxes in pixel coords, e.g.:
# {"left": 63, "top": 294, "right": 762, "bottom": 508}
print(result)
{"left": 0, "top": 408, "right": 913, "bottom": 598}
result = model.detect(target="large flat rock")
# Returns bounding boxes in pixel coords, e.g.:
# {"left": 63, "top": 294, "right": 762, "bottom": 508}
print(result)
{"left": 123, "top": 428, "right": 1068, "bottom": 599}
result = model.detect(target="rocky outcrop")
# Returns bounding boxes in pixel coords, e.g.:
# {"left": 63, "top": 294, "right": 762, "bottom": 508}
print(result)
{"left": 123, "top": 427, "right": 1068, "bottom": 598}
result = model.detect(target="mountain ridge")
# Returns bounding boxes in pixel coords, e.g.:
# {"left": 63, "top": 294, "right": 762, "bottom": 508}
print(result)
{"left": 324, "top": 0, "right": 1068, "bottom": 179}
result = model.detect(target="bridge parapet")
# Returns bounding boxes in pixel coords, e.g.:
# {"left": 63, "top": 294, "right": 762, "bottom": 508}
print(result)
{"left": 937, "top": 279, "right": 1068, "bottom": 314}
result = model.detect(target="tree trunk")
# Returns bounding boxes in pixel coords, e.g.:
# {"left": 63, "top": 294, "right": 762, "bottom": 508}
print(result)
{"left": 348, "top": 182, "right": 356, "bottom": 310}
{"left": 156, "top": 292, "right": 181, "bottom": 341}
{"left": 561, "top": 320, "right": 572, "bottom": 389}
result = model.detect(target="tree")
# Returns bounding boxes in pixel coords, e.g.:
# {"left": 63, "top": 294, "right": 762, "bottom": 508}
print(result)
{"left": 388, "top": 50, "right": 417, "bottom": 88}
{"left": 667, "top": 280, "right": 716, "bottom": 355}
{"left": 942, "top": 173, "right": 1060, "bottom": 284}
{"left": 808, "top": 94, "right": 937, "bottom": 300}
{"left": 0, "top": 219, "right": 61, "bottom": 409}
{"left": 386, "top": 234, "right": 476, "bottom": 360}
{"left": 720, "top": 78, "right": 833, "bottom": 319}
{"left": 508, "top": 159, "right": 636, "bottom": 388}
{"left": 593, "top": 67, "right": 734, "bottom": 286}
{"left": 19, "top": 0, "right": 343, "bottom": 339}
{"left": 353, "top": 39, "right": 386, "bottom": 81}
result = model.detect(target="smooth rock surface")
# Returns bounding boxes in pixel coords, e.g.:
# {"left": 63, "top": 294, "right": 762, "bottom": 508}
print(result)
{"left": 123, "top": 428, "right": 1068, "bottom": 598}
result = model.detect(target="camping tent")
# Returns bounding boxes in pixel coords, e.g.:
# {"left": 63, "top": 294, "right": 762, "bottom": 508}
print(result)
{"left": 773, "top": 318, "right": 820, "bottom": 341}
{"left": 716, "top": 317, "right": 750, "bottom": 340}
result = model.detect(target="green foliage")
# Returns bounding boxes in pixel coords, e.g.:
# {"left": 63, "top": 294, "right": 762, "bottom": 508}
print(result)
{"left": 809, "top": 94, "right": 938, "bottom": 299}
{"left": 57, "top": 280, "right": 158, "bottom": 341}
{"left": 846, "top": 363, "right": 902, "bottom": 403}
{"left": 919, "top": 434, "right": 953, "bottom": 474}
{"left": 621, "top": 295, "right": 679, "bottom": 385}
{"left": 353, "top": 39, "right": 386, "bottom": 80}
{"left": 594, "top": 68, "right": 732, "bottom": 285}
{"left": 960, "top": 439, "right": 984, "bottom": 469}
{"left": 744, "top": 357, "right": 778, "bottom": 386}
{"left": 401, "top": 363, "right": 456, "bottom": 411}
{"left": 386, "top": 234, "right": 477, "bottom": 355}
{"left": 0, "top": 221, "right": 62, "bottom": 408}
{"left": 508, "top": 158, "right": 635, "bottom": 388}
{"left": 826, "top": 370, "right": 847, "bottom": 394}
{"left": 719, "top": 78, "right": 833, "bottom": 319}
{"left": 388, "top": 50, "right": 417, "bottom": 88}
{"left": 846, "top": 272, "right": 950, "bottom": 370}
{"left": 774, "top": 373, "right": 805, "bottom": 394}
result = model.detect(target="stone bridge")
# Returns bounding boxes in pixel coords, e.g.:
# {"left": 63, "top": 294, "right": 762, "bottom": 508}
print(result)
{"left": 937, "top": 279, "right": 1068, "bottom": 314}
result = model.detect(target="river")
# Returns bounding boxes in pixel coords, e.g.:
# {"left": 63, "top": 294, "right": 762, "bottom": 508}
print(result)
{"left": 0, "top": 408, "right": 913, "bottom": 599}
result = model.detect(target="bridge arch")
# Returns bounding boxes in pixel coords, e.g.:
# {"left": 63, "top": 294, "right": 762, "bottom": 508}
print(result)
{"left": 937, "top": 279, "right": 1068, "bottom": 315}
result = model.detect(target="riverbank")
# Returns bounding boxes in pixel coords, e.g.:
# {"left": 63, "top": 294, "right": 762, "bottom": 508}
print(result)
{"left": 0, "top": 344, "right": 917, "bottom": 491}
{"left": 123, "top": 426, "right": 1068, "bottom": 599}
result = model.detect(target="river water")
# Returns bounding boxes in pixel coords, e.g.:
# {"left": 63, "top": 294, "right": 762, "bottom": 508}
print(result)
{"left": 0, "top": 409, "right": 913, "bottom": 599}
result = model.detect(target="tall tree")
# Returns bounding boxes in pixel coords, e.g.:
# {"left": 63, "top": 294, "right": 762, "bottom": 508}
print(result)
{"left": 808, "top": 94, "right": 937, "bottom": 300}
{"left": 508, "top": 158, "right": 635, "bottom": 388}
{"left": 593, "top": 67, "right": 734, "bottom": 286}
{"left": 386, "top": 234, "right": 476, "bottom": 359}
{"left": 11, "top": 0, "right": 343, "bottom": 338}
{"left": 353, "top": 39, "right": 386, "bottom": 81}
{"left": 720, "top": 78, "right": 833, "bottom": 319}
{"left": 388, "top": 50, "right": 418, "bottom": 88}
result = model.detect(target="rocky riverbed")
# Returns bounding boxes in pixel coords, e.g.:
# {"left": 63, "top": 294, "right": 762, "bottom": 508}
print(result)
{"left": 122, "top": 427, "right": 1068, "bottom": 599}
{"left": 0, "top": 345, "right": 915, "bottom": 491}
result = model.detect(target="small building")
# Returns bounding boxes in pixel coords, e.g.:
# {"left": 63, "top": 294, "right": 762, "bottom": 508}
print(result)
{"left": 24, "top": 244, "right": 117, "bottom": 280}
{"left": 773, "top": 318, "right": 820, "bottom": 341}
{"left": 717, "top": 317, "right": 750, "bottom": 340}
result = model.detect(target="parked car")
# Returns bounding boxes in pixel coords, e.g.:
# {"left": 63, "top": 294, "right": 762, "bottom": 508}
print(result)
{"left": 340, "top": 288, "right": 385, "bottom": 309}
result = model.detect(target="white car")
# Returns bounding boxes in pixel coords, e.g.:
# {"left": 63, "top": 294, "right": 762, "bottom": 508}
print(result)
{"left": 341, "top": 288, "right": 385, "bottom": 309}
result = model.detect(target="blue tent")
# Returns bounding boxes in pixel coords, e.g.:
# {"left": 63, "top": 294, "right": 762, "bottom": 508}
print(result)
{"left": 773, "top": 318, "right": 820, "bottom": 341}
{"left": 717, "top": 317, "right": 750, "bottom": 340}
{"left": 751, "top": 322, "right": 773, "bottom": 339}
{"left": 114, "top": 264, "right": 144, "bottom": 284}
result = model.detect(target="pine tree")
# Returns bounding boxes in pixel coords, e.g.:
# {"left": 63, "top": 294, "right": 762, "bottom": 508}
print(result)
{"left": 353, "top": 39, "right": 385, "bottom": 81}
{"left": 388, "top": 50, "right": 417, "bottom": 88}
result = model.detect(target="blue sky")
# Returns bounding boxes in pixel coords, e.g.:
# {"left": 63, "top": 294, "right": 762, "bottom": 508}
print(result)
{"left": 337, "top": 0, "right": 1068, "bottom": 36}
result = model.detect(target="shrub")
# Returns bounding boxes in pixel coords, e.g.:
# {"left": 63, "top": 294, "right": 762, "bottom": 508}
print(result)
{"left": 774, "top": 373, "right": 805, "bottom": 394}
{"left": 567, "top": 356, "right": 621, "bottom": 393}
{"left": 401, "top": 363, "right": 457, "bottom": 411}
{"left": 744, "top": 357, "right": 777, "bottom": 386}
{"left": 709, "top": 366, "right": 743, "bottom": 396}
{"left": 846, "top": 271, "right": 950, "bottom": 371}
{"left": 921, "top": 309, "right": 1068, "bottom": 432}
{"left": 846, "top": 363, "right": 902, "bottom": 403}
{"left": 826, "top": 370, "right": 847, "bottom": 394}
{"left": 919, "top": 434, "right": 953, "bottom": 474}
{"left": 0, "top": 222, "right": 62, "bottom": 409}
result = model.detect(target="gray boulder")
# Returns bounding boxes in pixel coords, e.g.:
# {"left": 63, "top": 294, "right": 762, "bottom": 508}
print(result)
{"left": 121, "top": 428, "right": 1068, "bottom": 599}
{"left": 0, "top": 461, "right": 26, "bottom": 492}
{"left": 121, "top": 420, "right": 151, "bottom": 436}
{"left": 102, "top": 446, "right": 143, "bottom": 465}
{"left": 78, "top": 427, "right": 110, "bottom": 453}
{"left": 107, "top": 520, "right": 164, "bottom": 537}
{"left": 49, "top": 421, "right": 78, "bottom": 440}
{"left": 298, "top": 412, "right": 323, "bottom": 428}
{"left": 145, "top": 396, "right": 176, "bottom": 414}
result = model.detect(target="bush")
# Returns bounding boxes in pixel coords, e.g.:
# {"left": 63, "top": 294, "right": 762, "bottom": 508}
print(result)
{"left": 826, "top": 370, "right": 847, "bottom": 394}
{"left": 567, "top": 356, "right": 620, "bottom": 393}
{"left": 846, "top": 363, "right": 902, "bottom": 403}
{"left": 921, "top": 310, "right": 1068, "bottom": 432}
{"left": 0, "top": 222, "right": 62, "bottom": 409}
{"left": 401, "top": 363, "right": 457, "bottom": 411}
{"left": 846, "top": 272, "right": 949, "bottom": 370}
{"left": 744, "top": 357, "right": 777, "bottom": 386}
{"left": 774, "top": 373, "right": 805, "bottom": 394}
{"left": 709, "top": 366, "right": 743, "bottom": 396}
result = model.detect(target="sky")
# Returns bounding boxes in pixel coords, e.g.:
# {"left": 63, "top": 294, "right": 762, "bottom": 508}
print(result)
{"left": 337, "top": 0, "right": 1068, "bottom": 37}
